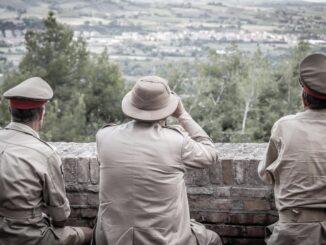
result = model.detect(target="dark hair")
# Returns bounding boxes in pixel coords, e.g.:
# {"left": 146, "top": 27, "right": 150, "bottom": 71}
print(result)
{"left": 11, "top": 107, "right": 43, "bottom": 124}
{"left": 303, "top": 92, "right": 326, "bottom": 109}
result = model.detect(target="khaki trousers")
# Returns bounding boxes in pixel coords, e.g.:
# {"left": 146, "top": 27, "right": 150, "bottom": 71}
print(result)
{"left": 266, "top": 209, "right": 326, "bottom": 245}
{"left": 266, "top": 222, "right": 326, "bottom": 245}
{"left": 190, "top": 220, "right": 223, "bottom": 245}
{"left": 52, "top": 226, "right": 86, "bottom": 245}
{"left": 93, "top": 220, "right": 223, "bottom": 245}
{"left": 0, "top": 212, "right": 85, "bottom": 245}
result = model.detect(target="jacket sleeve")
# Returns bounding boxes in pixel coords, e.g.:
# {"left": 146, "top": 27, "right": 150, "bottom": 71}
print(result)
{"left": 177, "top": 112, "right": 217, "bottom": 169}
{"left": 43, "top": 152, "right": 71, "bottom": 222}
{"left": 258, "top": 125, "right": 279, "bottom": 184}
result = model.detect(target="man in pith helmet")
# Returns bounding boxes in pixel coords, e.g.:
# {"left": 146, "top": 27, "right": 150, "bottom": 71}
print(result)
{"left": 258, "top": 53, "right": 326, "bottom": 245}
{"left": 0, "top": 77, "right": 92, "bottom": 245}
{"left": 94, "top": 75, "right": 222, "bottom": 245}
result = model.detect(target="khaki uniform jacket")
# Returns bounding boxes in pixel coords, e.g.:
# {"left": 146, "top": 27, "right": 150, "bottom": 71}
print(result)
{"left": 95, "top": 112, "right": 217, "bottom": 245}
{"left": 258, "top": 109, "right": 326, "bottom": 210}
{"left": 0, "top": 122, "right": 70, "bottom": 245}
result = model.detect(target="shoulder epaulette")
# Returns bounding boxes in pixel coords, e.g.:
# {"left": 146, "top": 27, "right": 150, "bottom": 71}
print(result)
{"left": 101, "top": 123, "right": 117, "bottom": 129}
{"left": 4, "top": 127, "right": 55, "bottom": 152}
{"left": 38, "top": 139, "right": 57, "bottom": 151}
{"left": 163, "top": 125, "right": 185, "bottom": 135}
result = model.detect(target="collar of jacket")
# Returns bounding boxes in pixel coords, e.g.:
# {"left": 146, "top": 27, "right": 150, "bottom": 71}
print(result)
{"left": 5, "top": 122, "right": 40, "bottom": 139}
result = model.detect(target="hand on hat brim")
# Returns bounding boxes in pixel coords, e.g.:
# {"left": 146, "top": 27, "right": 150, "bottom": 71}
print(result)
{"left": 171, "top": 96, "right": 186, "bottom": 118}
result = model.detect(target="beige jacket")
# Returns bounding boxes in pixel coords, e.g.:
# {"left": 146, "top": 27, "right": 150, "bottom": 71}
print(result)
{"left": 0, "top": 122, "right": 70, "bottom": 245}
{"left": 258, "top": 109, "right": 326, "bottom": 211}
{"left": 95, "top": 112, "right": 217, "bottom": 245}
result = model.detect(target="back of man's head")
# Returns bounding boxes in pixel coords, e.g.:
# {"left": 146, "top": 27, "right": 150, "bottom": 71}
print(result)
{"left": 3, "top": 77, "right": 53, "bottom": 126}
{"left": 11, "top": 107, "right": 44, "bottom": 124}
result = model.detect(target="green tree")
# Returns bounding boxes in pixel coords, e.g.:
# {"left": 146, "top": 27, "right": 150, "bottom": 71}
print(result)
{"left": 0, "top": 12, "right": 124, "bottom": 141}
{"left": 193, "top": 45, "right": 244, "bottom": 142}
{"left": 237, "top": 48, "right": 274, "bottom": 142}
{"left": 84, "top": 49, "right": 124, "bottom": 134}
{"left": 20, "top": 12, "right": 89, "bottom": 101}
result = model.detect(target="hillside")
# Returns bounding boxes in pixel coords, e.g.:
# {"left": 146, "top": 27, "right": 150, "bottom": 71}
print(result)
{"left": 0, "top": 0, "right": 325, "bottom": 78}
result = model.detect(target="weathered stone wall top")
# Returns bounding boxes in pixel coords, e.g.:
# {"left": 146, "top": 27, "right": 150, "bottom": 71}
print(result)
{"left": 53, "top": 142, "right": 267, "bottom": 160}
{"left": 52, "top": 142, "right": 96, "bottom": 158}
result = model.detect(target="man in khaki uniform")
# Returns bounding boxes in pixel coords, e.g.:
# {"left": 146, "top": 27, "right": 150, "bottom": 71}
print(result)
{"left": 258, "top": 53, "right": 326, "bottom": 245}
{"left": 0, "top": 77, "right": 92, "bottom": 245}
{"left": 94, "top": 76, "right": 222, "bottom": 245}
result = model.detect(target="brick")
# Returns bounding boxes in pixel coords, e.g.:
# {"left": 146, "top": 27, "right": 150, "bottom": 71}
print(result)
{"left": 206, "top": 224, "right": 243, "bottom": 237}
{"left": 65, "top": 218, "right": 94, "bottom": 227}
{"left": 270, "top": 199, "right": 277, "bottom": 210}
{"left": 205, "top": 224, "right": 265, "bottom": 238}
{"left": 230, "top": 187, "right": 272, "bottom": 198}
{"left": 87, "top": 193, "right": 99, "bottom": 206}
{"left": 188, "top": 196, "right": 243, "bottom": 210}
{"left": 185, "top": 168, "right": 210, "bottom": 186}
{"left": 63, "top": 157, "right": 77, "bottom": 183}
{"left": 212, "top": 186, "right": 231, "bottom": 198}
{"left": 191, "top": 210, "right": 277, "bottom": 225}
{"left": 81, "top": 208, "right": 98, "bottom": 218}
{"left": 70, "top": 208, "right": 81, "bottom": 218}
{"left": 66, "top": 193, "right": 88, "bottom": 206}
{"left": 243, "top": 199, "right": 271, "bottom": 211}
{"left": 84, "top": 185, "right": 99, "bottom": 193}
{"left": 246, "top": 159, "right": 266, "bottom": 186}
{"left": 229, "top": 212, "right": 277, "bottom": 225}
{"left": 234, "top": 160, "right": 245, "bottom": 185}
{"left": 190, "top": 211, "right": 231, "bottom": 223}
{"left": 66, "top": 184, "right": 99, "bottom": 193}
{"left": 77, "top": 158, "right": 90, "bottom": 183}
{"left": 221, "top": 159, "right": 234, "bottom": 185}
{"left": 187, "top": 186, "right": 213, "bottom": 195}
{"left": 222, "top": 238, "right": 266, "bottom": 245}
{"left": 209, "top": 159, "right": 222, "bottom": 184}
{"left": 90, "top": 158, "right": 100, "bottom": 184}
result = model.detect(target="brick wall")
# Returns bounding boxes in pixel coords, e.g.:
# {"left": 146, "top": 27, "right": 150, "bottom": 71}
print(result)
{"left": 53, "top": 143, "right": 277, "bottom": 245}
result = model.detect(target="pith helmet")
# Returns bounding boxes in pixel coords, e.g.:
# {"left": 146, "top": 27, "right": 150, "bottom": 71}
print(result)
{"left": 122, "top": 76, "right": 179, "bottom": 121}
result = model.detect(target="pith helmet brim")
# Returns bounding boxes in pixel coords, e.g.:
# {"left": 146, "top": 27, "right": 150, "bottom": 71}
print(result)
{"left": 121, "top": 76, "right": 179, "bottom": 121}
{"left": 122, "top": 91, "right": 179, "bottom": 121}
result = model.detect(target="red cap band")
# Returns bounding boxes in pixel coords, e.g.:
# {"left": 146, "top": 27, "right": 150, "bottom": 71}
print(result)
{"left": 303, "top": 85, "right": 326, "bottom": 100}
{"left": 9, "top": 99, "right": 47, "bottom": 109}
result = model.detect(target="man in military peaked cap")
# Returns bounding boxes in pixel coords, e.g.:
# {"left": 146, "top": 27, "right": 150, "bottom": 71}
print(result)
{"left": 94, "top": 75, "right": 222, "bottom": 245}
{"left": 0, "top": 77, "right": 92, "bottom": 245}
{"left": 258, "top": 53, "right": 326, "bottom": 245}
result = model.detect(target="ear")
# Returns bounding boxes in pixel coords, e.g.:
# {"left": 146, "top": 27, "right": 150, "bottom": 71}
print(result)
{"left": 39, "top": 107, "right": 45, "bottom": 121}
{"left": 302, "top": 92, "right": 308, "bottom": 107}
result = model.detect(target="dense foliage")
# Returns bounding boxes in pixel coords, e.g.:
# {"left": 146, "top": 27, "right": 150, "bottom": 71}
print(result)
{"left": 161, "top": 42, "right": 311, "bottom": 143}
{"left": 0, "top": 13, "right": 315, "bottom": 142}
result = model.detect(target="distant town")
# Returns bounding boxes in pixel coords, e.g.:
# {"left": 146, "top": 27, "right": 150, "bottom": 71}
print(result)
{"left": 0, "top": 0, "right": 325, "bottom": 78}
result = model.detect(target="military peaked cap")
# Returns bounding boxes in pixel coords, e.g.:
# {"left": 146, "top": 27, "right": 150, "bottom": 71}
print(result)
{"left": 300, "top": 53, "right": 326, "bottom": 99}
{"left": 3, "top": 77, "right": 53, "bottom": 109}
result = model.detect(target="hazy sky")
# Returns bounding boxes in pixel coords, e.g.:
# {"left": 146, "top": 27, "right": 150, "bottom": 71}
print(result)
{"left": 133, "top": 0, "right": 326, "bottom": 3}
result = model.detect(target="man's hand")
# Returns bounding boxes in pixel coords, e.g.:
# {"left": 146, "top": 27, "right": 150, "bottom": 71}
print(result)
{"left": 172, "top": 97, "right": 187, "bottom": 118}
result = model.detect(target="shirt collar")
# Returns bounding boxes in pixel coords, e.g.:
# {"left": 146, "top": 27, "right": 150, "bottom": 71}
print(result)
{"left": 5, "top": 122, "right": 40, "bottom": 138}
